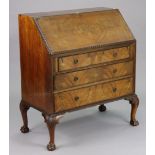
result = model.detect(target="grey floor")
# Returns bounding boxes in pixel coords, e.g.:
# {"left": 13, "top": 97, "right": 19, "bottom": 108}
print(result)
{"left": 10, "top": 94, "right": 145, "bottom": 155}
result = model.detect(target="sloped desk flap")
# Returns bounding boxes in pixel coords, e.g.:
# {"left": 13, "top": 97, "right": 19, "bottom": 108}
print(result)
{"left": 35, "top": 9, "right": 134, "bottom": 53}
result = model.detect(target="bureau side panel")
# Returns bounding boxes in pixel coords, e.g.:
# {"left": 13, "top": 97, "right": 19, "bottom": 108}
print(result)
{"left": 18, "top": 15, "right": 54, "bottom": 114}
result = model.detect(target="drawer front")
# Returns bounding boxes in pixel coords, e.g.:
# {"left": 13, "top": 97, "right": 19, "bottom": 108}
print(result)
{"left": 55, "top": 61, "right": 134, "bottom": 91}
{"left": 58, "top": 46, "right": 130, "bottom": 71}
{"left": 55, "top": 78, "right": 133, "bottom": 112}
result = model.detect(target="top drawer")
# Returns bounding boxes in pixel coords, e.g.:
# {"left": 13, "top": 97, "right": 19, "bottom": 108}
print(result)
{"left": 57, "top": 46, "right": 130, "bottom": 72}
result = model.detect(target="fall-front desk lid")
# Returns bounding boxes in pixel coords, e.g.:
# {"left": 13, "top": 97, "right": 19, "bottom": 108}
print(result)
{"left": 28, "top": 7, "right": 135, "bottom": 54}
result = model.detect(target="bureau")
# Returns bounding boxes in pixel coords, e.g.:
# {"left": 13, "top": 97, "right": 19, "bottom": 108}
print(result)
{"left": 18, "top": 7, "right": 139, "bottom": 151}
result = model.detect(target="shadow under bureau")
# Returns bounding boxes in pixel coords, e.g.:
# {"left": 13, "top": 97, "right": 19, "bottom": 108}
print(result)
{"left": 18, "top": 7, "right": 139, "bottom": 151}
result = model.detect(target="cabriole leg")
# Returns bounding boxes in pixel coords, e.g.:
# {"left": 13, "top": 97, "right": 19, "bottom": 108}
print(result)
{"left": 20, "top": 100, "right": 30, "bottom": 133}
{"left": 125, "top": 94, "right": 139, "bottom": 126}
{"left": 44, "top": 114, "right": 63, "bottom": 151}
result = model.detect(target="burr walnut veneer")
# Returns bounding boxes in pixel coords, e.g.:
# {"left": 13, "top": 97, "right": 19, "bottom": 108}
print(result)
{"left": 18, "top": 7, "right": 139, "bottom": 151}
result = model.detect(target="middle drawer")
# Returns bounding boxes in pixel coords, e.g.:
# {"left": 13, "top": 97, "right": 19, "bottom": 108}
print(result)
{"left": 54, "top": 61, "right": 133, "bottom": 91}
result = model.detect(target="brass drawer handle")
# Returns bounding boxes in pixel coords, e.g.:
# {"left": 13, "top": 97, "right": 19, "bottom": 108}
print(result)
{"left": 74, "top": 76, "right": 79, "bottom": 81}
{"left": 74, "top": 59, "right": 78, "bottom": 64}
{"left": 74, "top": 96, "right": 79, "bottom": 101}
{"left": 113, "top": 68, "right": 117, "bottom": 73}
{"left": 113, "top": 52, "right": 118, "bottom": 57}
{"left": 112, "top": 87, "right": 117, "bottom": 92}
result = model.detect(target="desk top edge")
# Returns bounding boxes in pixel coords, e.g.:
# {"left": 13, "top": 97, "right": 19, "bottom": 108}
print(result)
{"left": 19, "top": 7, "right": 113, "bottom": 17}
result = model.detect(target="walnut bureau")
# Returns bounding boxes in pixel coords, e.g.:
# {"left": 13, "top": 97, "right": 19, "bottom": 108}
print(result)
{"left": 18, "top": 7, "right": 139, "bottom": 151}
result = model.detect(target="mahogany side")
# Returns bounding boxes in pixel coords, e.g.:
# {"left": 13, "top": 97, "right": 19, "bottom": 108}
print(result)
{"left": 18, "top": 15, "right": 54, "bottom": 114}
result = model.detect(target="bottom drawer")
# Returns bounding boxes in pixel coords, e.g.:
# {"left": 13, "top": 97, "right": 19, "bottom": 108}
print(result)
{"left": 55, "top": 78, "right": 134, "bottom": 112}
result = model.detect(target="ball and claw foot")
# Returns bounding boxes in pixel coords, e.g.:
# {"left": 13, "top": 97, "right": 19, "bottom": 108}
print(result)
{"left": 47, "top": 143, "right": 56, "bottom": 151}
{"left": 130, "top": 120, "right": 139, "bottom": 126}
{"left": 98, "top": 105, "right": 106, "bottom": 112}
{"left": 20, "top": 126, "right": 29, "bottom": 133}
